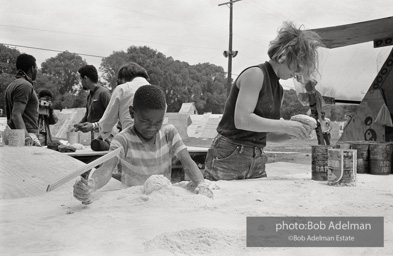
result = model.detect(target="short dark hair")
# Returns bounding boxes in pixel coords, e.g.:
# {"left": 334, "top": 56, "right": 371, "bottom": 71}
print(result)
{"left": 78, "top": 65, "right": 98, "bottom": 83}
{"left": 16, "top": 54, "right": 36, "bottom": 73}
{"left": 38, "top": 89, "right": 53, "bottom": 98}
{"left": 118, "top": 62, "right": 149, "bottom": 82}
{"left": 133, "top": 85, "right": 166, "bottom": 111}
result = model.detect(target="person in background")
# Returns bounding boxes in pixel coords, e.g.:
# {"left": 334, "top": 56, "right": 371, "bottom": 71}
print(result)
{"left": 73, "top": 85, "right": 213, "bottom": 204}
{"left": 343, "top": 114, "right": 352, "bottom": 129}
{"left": 73, "top": 65, "right": 111, "bottom": 148}
{"left": 4, "top": 53, "right": 40, "bottom": 146}
{"left": 75, "top": 62, "right": 150, "bottom": 144}
{"left": 204, "top": 21, "right": 324, "bottom": 181}
{"left": 37, "top": 89, "right": 58, "bottom": 146}
{"left": 320, "top": 111, "right": 332, "bottom": 145}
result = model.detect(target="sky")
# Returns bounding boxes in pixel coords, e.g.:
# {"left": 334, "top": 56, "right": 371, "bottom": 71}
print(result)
{"left": 1, "top": 0, "right": 392, "bottom": 100}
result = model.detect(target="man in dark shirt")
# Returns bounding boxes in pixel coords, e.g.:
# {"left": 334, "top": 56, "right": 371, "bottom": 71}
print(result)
{"left": 5, "top": 53, "right": 40, "bottom": 146}
{"left": 73, "top": 65, "right": 111, "bottom": 142}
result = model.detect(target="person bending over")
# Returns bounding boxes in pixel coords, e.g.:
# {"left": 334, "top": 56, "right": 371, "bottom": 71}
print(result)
{"left": 204, "top": 21, "right": 324, "bottom": 181}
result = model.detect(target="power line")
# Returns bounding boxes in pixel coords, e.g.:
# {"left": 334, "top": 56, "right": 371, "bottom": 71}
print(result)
{"left": 1, "top": 43, "right": 105, "bottom": 58}
{"left": 0, "top": 24, "right": 223, "bottom": 51}
{"left": 98, "top": 3, "right": 262, "bottom": 47}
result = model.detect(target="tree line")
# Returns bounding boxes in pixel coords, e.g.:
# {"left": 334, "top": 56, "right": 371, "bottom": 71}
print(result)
{"left": 0, "top": 44, "right": 356, "bottom": 120}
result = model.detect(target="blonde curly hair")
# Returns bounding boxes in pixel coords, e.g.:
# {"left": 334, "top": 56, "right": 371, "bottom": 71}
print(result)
{"left": 268, "top": 21, "right": 324, "bottom": 82}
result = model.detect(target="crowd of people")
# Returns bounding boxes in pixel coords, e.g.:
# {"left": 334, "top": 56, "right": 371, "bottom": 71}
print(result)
{"left": 4, "top": 21, "right": 326, "bottom": 203}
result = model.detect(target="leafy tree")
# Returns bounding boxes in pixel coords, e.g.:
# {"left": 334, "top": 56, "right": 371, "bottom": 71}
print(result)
{"left": 100, "top": 46, "right": 228, "bottom": 113}
{"left": 189, "top": 63, "right": 227, "bottom": 113}
{"left": 40, "top": 51, "right": 87, "bottom": 108}
{"left": 100, "top": 51, "right": 129, "bottom": 90}
{"left": 0, "top": 44, "right": 21, "bottom": 114}
{"left": 0, "top": 44, "right": 20, "bottom": 74}
{"left": 41, "top": 51, "right": 86, "bottom": 94}
{"left": 72, "top": 90, "right": 88, "bottom": 109}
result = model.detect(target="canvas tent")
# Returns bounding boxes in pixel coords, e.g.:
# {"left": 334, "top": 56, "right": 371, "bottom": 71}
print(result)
{"left": 308, "top": 16, "right": 393, "bottom": 142}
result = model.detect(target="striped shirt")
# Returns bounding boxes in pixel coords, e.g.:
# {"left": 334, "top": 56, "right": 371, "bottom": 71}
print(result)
{"left": 110, "top": 124, "right": 186, "bottom": 186}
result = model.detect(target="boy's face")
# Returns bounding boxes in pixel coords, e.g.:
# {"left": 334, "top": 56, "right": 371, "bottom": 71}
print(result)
{"left": 130, "top": 106, "right": 165, "bottom": 141}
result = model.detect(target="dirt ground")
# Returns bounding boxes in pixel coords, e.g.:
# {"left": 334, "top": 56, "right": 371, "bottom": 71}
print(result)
{"left": 182, "top": 137, "right": 339, "bottom": 165}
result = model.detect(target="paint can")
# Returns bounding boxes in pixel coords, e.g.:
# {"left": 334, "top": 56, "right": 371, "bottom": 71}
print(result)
{"left": 327, "top": 149, "right": 357, "bottom": 186}
{"left": 334, "top": 142, "right": 351, "bottom": 149}
{"left": 369, "top": 143, "right": 392, "bottom": 175}
{"left": 349, "top": 141, "right": 374, "bottom": 174}
{"left": 311, "top": 145, "right": 332, "bottom": 181}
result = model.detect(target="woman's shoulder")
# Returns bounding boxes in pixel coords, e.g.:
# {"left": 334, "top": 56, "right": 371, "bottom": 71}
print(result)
{"left": 237, "top": 66, "right": 264, "bottom": 88}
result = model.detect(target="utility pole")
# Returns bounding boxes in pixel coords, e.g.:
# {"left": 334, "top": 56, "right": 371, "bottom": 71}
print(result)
{"left": 219, "top": 0, "right": 240, "bottom": 95}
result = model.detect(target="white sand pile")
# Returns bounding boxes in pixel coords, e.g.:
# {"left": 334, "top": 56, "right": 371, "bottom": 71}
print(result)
{"left": 143, "top": 175, "right": 173, "bottom": 195}
{"left": 0, "top": 162, "right": 392, "bottom": 256}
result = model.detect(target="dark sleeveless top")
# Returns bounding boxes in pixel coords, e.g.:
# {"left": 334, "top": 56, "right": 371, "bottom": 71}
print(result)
{"left": 217, "top": 62, "right": 284, "bottom": 147}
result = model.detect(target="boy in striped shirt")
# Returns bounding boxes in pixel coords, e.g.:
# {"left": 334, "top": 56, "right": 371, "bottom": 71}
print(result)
{"left": 73, "top": 85, "right": 213, "bottom": 204}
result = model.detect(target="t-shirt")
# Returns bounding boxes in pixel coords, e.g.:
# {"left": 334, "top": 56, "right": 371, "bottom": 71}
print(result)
{"left": 81, "top": 85, "right": 111, "bottom": 123}
{"left": 98, "top": 77, "right": 150, "bottom": 140}
{"left": 5, "top": 77, "right": 39, "bottom": 133}
{"left": 110, "top": 124, "right": 186, "bottom": 186}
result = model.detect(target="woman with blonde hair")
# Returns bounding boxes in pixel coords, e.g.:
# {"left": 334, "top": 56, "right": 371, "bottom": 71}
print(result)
{"left": 204, "top": 21, "right": 324, "bottom": 181}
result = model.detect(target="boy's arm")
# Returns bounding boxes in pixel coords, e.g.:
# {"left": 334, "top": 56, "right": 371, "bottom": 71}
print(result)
{"left": 177, "top": 148, "right": 213, "bottom": 198}
{"left": 73, "top": 150, "right": 119, "bottom": 204}
{"left": 89, "top": 157, "right": 118, "bottom": 191}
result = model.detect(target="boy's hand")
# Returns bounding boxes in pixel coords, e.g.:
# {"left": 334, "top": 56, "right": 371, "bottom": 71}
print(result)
{"left": 195, "top": 183, "right": 214, "bottom": 199}
{"left": 73, "top": 177, "right": 95, "bottom": 205}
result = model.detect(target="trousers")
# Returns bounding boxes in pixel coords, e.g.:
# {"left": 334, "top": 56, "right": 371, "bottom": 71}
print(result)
{"left": 204, "top": 134, "right": 267, "bottom": 181}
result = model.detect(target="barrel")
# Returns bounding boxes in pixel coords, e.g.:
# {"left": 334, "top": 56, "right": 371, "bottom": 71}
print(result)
{"left": 327, "top": 149, "right": 357, "bottom": 186}
{"left": 334, "top": 142, "right": 351, "bottom": 149}
{"left": 311, "top": 145, "right": 332, "bottom": 181}
{"left": 369, "top": 143, "right": 392, "bottom": 175}
{"left": 349, "top": 141, "right": 374, "bottom": 174}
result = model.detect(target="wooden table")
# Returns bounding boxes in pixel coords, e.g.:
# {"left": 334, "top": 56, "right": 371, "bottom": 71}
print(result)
{"left": 65, "top": 146, "right": 209, "bottom": 163}
{"left": 0, "top": 146, "right": 85, "bottom": 199}
{"left": 64, "top": 146, "right": 209, "bottom": 182}
{"left": 65, "top": 146, "right": 108, "bottom": 163}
